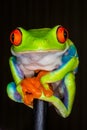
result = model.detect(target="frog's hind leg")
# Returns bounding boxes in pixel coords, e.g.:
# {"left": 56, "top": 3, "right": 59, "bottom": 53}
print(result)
{"left": 54, "top": 73, "right": 76, "bottom": 117}
{"left": 64, "top": 73, "right": 76, "bottom": 110}
{"left": 7, "top": 82, "right": 23, "bottom": 103}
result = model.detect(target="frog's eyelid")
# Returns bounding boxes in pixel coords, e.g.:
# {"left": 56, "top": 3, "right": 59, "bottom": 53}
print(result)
{"left": 10, "top": 28, "right": 22, "bottom": 46}
{"left": 56, "top": 26, "right": 69, "bottom": 43}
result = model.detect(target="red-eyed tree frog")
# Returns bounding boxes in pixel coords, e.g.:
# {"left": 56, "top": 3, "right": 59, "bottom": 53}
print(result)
{"left": 7, "top": 25, "right": 79, "bottom": 118}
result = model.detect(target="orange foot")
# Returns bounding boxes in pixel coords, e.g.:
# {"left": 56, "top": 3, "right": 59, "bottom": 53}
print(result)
{"left": 21, "top": 70, "right": 53, "bottom": 106}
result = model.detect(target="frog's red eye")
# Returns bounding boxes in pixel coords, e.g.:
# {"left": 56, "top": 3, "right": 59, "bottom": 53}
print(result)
{"left": 56, "top": 26, "right": 69, "bottom": 43}
{"left": 10, "top": 29, "right": 22, "bottom": 46}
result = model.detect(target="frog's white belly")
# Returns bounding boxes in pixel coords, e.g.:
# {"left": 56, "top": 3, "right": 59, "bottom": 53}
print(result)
{"left": 12, "top": 50, "right": 67, "bottom": 77}
{"left": 17, "top": 52, "right": 63, "bottom": 70}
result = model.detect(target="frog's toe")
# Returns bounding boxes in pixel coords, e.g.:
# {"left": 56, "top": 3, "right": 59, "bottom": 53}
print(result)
{"left": 43, "top": 88, "right": 53, "bottom": 97}
{"left": 7, "top": 82, "right": 23, "bottom": 103}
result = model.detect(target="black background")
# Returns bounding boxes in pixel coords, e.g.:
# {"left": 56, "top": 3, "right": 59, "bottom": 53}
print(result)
{"left": 0, "top": 0, "right": 86, "bottom": 130}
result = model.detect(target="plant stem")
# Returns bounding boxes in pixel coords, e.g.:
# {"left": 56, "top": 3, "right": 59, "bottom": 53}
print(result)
{"left": 33, "top": 99, "right": 48, "bottom": 130}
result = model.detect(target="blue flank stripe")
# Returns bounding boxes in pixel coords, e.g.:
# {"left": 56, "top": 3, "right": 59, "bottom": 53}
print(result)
{"left": 62, "top": 45, "right": 78, "bottom": 64}
{"left": 12, "top": 56, "right": 24, "bottom": 79}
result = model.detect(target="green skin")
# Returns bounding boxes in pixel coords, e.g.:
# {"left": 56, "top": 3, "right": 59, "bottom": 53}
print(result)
{"left": 7, "top": 25, "right": 79, "bottom": 118}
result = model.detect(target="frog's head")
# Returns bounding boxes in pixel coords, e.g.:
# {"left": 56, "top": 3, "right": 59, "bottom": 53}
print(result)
{"left": 10, "top": 25, "right": 71, "bottom": 54}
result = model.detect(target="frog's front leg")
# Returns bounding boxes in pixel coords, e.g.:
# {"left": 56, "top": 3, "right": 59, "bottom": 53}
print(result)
{"left": 41, "top": 56, "right": 78, "bottom": 96}
{"left": 7, "top": 56, "right": 24, "bottom": 102}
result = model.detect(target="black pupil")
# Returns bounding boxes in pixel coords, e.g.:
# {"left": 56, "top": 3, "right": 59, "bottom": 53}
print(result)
{"left": 64, "top": 30, "right": 67, "bottom": 40}
{"left": 11, "top": 33, "right": 14, "bottom": 42}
